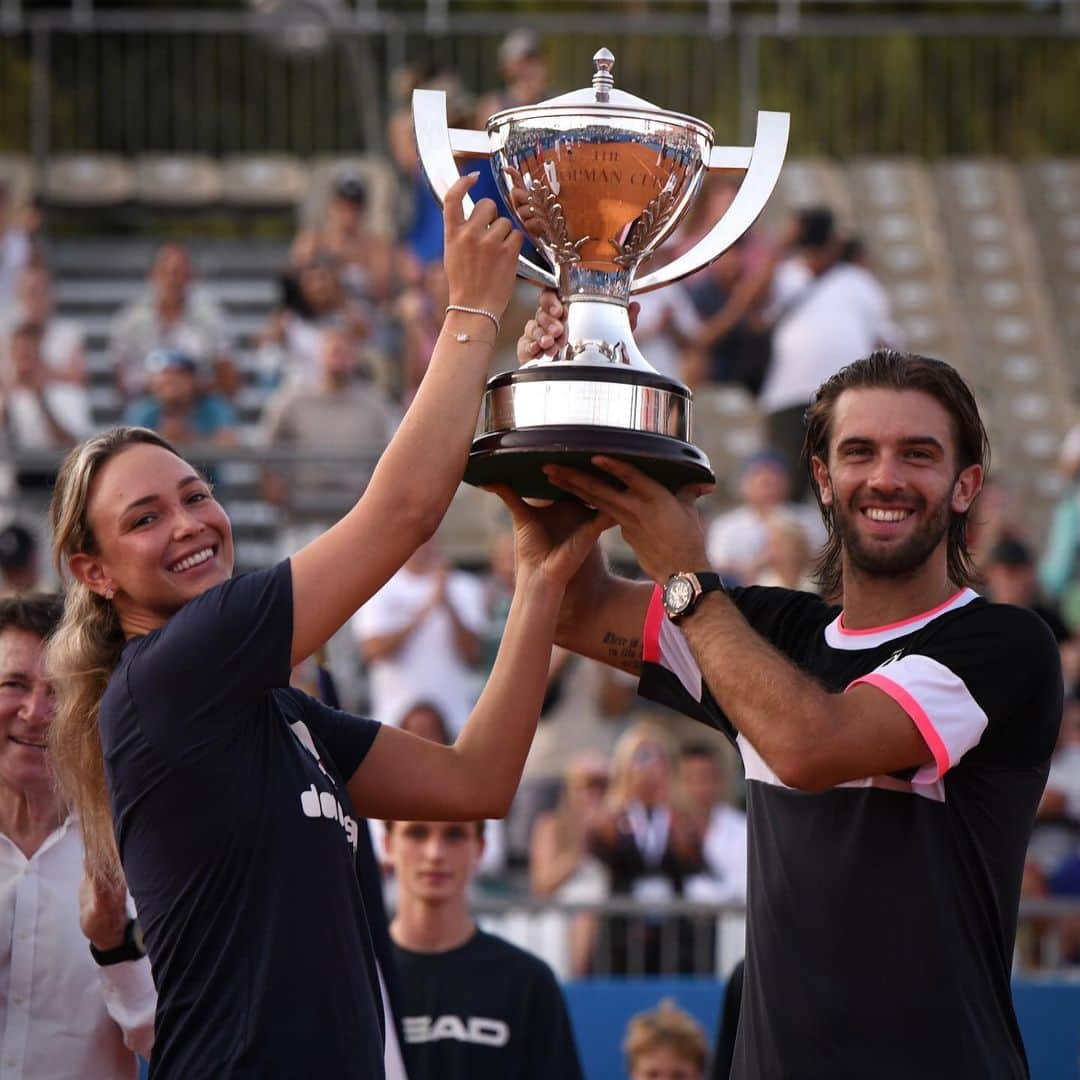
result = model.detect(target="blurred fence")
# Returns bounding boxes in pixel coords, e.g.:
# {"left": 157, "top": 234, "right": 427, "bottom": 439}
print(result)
{"left": 1, "top": 5, "right": 1079, "bottom": 161}
{"left": 468, "top": 895, "right": 1080, "bottom": 980}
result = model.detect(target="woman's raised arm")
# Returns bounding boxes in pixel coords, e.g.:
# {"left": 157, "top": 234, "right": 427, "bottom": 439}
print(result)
{"left": 289, "top": 174, "right": 522, "bottom": 665}
{"left": 343, "top": 489, "right": 612, "bottom": 823}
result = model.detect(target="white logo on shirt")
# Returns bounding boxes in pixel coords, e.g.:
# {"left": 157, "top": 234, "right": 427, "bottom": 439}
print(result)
{"left": 299, "top": 784, "right": 359, "bottom": 852}
{"left": 403, "top": 1015, "right": 510, "bottom": 1047}
{"left": 291, "top": 720, "right": 358, "bottom": 852}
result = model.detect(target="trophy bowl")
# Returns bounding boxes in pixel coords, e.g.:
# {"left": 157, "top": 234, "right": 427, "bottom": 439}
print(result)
{"left": 413, "top": 47, "right": 789, "bottom": 500}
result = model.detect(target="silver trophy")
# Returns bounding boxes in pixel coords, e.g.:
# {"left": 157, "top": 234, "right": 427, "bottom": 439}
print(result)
{"left": 413, "top": 47, "right": 789, "bottom": 498}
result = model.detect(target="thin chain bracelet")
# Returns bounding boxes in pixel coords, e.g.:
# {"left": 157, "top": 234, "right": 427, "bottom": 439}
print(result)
{"left": 445, "top": 304, "right": 501, "bottom": 335}
{"left": 440, "top": 325, "right": 496, "bottom": 347}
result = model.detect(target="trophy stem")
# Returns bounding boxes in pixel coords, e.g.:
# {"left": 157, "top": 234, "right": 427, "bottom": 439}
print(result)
{"left": 546, "top": 296, "right": 654, "bottom": 371}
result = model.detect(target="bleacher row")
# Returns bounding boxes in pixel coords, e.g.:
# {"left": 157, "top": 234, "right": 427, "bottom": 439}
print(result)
{"left": 5, "top": 152, "right": 1079, "bottom": 570}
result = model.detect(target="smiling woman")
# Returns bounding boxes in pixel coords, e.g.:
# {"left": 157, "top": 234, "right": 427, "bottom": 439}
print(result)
{"left": 39, "top": 174, "right": 613, "bottom": 1080}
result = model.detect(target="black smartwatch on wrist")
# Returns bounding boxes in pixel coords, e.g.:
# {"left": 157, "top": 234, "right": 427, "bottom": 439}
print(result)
{"left": 89, "top": 918, "right": 146, "bottom": 967}
{"left": 662, "top": 571, "right": 725, "bottom": 624}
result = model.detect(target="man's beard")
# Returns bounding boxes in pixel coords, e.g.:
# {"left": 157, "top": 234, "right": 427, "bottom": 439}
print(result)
{"left": 831, "top": 488, "right": 952, "bottom": 580}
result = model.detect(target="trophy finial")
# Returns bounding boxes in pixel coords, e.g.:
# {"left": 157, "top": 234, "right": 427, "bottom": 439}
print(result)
{"left": 592, "top": 47, "right": 615, "bottom": 102}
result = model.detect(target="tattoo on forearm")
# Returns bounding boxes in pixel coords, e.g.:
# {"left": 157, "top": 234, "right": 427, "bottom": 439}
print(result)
{"left": 602, "top": 630, "right": 642, "bottom": 673}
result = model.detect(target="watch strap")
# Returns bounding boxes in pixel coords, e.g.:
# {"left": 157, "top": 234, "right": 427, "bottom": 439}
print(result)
{"left": 89, "top": 918, "right": 146, "bottom": 966}
{"left": 689, "top": 571, "right": 724, "bottom": 594}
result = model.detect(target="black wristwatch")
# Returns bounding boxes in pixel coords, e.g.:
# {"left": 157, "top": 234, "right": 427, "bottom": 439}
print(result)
{"left": 89, "top": 918, "right": 146, "bottom": 967}
{"left": 662, "top": 571, "right": 725, "bottom": 623}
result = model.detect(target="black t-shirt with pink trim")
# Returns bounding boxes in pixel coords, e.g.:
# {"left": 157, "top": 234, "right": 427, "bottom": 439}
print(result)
{"left": 639, "top": 585, "right": 1061, "bottom": 1080}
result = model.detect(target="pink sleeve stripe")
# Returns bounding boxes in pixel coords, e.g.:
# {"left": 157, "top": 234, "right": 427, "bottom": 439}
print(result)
{"left": 847, "top": 671, "right": 950, "bottom": 780}
{"left": 643, "top": 585, "right": 664, "bottom": 664}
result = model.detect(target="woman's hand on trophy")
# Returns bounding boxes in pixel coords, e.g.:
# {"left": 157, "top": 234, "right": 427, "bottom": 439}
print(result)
{"left": 443, "top": 172, "right": 523, "bottom": 320}
{"left": 485, "top": 483, "right": 613, "bottom": 591}
{"left": 518, "top": 292, "right": 640, "bottom": 364}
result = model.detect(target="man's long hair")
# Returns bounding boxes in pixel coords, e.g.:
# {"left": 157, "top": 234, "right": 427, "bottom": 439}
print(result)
{"left": 804, "top": 349, "right": 990, "bottom": 598}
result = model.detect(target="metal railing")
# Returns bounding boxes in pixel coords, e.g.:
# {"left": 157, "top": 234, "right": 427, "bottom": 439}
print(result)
{"left": 464, "top": 895, "right": 1080, "bottom": 978}
{"left": 0, "top": 4, "right": 1078, "bottom": 164}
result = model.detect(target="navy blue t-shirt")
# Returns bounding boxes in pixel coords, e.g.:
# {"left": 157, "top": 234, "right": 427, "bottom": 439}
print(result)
{"left": 99, "top": 560, "right": 385, "bottom": 1078}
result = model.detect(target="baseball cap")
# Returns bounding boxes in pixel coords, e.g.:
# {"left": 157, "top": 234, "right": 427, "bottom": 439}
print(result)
{"left": 333, "top": 172, "right": 367, "bottom": 207}
{"left": 144, "top": 348, "right": 197, "bottom": 375}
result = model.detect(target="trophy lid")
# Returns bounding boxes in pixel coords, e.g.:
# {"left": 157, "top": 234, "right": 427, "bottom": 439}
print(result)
{"left": 486, "top": 47, "right": 714, "bottom": 141}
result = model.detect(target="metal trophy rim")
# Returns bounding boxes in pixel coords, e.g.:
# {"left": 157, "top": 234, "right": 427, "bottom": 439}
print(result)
{"left": 486, "top": 103, "right": 716, "bottom": 145}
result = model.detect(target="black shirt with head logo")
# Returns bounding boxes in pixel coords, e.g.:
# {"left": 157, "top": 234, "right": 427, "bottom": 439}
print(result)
{"left": 99, "top": 560, "right": 385, "bottom": 1078}
{"left": 639, "top": 585, "right": 1062, "bottom": 1080}
{"left": 392, "top": 930, "right": 584, "bottom": 1080}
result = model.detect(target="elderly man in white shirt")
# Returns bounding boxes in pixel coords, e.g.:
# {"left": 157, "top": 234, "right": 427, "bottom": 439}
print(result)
{"left": 0, "top": 593, "right": 155, "bottom": 1079}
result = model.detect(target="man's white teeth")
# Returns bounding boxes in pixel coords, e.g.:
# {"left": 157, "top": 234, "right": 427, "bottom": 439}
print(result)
{"left": 864, "top": 508, "right": 910, "bottom": 522}
{"left": 170, "top": 548, "right": 213, "bottom": 573}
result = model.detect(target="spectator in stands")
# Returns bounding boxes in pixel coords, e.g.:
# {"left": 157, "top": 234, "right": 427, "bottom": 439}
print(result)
{"left": 261, "top": 325, "right": 399, "bottom": 546}
{"left": 352, "top": 532, "right": 486, "bottom": 736}
{"left": 259, "top": 250, "right": 380, "bottom": 391}
{"left": 686, "top": 242, "right": 772, "bottom": 395}
{"left": 756, "top": 207, "right": 897, "bottom": 496}
{"left": 4, "top": 320, "right": 92, "bottom": 536}
{"left": 982, "top": 536, "right": 1071, "bottom": 643}
{"left": 1023, "top": 692, "right": 1080, "bottom": 964}
{"left": 292, "top": 172, "right": 394, "bottom": 306}
{"left": 0, "top": 593, "right": 156, "bottom": 1078}
{"left": 0, "top": 181, "right": 32, "bottom": 312}
{"left": 0, "top": 521, "right": 41, "bottom": 594}
{"left": 632, "top": 283, "right": 703, "bottom": 382}
{"left": 110, "top": 243, "right": 235, "bottom": 399}
{"left": 588, "top": 722, "right": 705, "bottom": 974}
{"left": 529, "top": 750, "right": 612, "bottom": 977}
{"left": 754, "top": 513, "right": 818, "bottom": 591}
{"left": 623, "top": 998, "right": 708, "bottom": 1080}
{"left": 124, "top": 348, "right": 238, "bottom": 452}
{"left": 678, "top": 742, "right": 747, "bottom": 907}
{"left": 1, "top": 265, "right": 86, "bottom": 385}
{"left": 3, "top": 321, "right": 92, "bottom": 451}
{"left": 705, "top": 449, "right": 825, "bottom": 588}
{"left": 475, "top": 29, "right": 551, "bottom": 122}
{"left": 385, "top": 816, "right": 585, "bottom": 1080}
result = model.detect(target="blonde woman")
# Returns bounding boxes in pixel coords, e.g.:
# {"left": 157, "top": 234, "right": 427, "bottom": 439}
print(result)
{"left": 529, "top": 750, "right": 612, "bottom": 976}
{"left": 589, "top": 722, "right": 705, "bottom": 974}
{"left": 44, "top": 175, "right": 611, "bottom": 1080}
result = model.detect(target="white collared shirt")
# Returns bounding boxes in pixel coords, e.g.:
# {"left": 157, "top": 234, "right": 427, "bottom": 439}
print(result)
{"left": 0, "top": 817, "right": 156, "bottom": 1079}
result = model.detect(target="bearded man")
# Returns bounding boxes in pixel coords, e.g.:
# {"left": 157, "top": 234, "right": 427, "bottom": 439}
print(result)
{"left": 513, "top": 311, "right": 1061, "bottom": 1080}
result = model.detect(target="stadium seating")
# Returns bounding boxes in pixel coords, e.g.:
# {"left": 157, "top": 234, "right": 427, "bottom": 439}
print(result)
{"left": 26, "top": 154, "right": 1078, "bottom": 562}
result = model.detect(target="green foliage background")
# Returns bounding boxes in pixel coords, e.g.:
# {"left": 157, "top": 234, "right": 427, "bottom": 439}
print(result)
{"left": 0, "top": 5, "right": 1077, "bottom": 157}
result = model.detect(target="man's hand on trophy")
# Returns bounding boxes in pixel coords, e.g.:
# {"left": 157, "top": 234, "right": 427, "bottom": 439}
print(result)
{"left": 542, "top": 457, "right": 713, "bottom": 587}
{"left": 443, "top": 172, "right": 524, "bottom": 321}
{"left": 517, "top": 291, "right": 641, "bottom": 364}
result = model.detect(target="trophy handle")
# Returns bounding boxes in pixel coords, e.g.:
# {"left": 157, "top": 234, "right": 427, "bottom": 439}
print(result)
{"left": 631, "top": 111, "right": 790, "bottom": 296}
{"left": 412, "top": 88, "right": 559, "bottom": 290}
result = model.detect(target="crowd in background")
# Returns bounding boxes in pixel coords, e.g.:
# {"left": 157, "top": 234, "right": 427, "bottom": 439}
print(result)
{"left": 0, "top": 26, "right": 1077, "bottom": 989}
